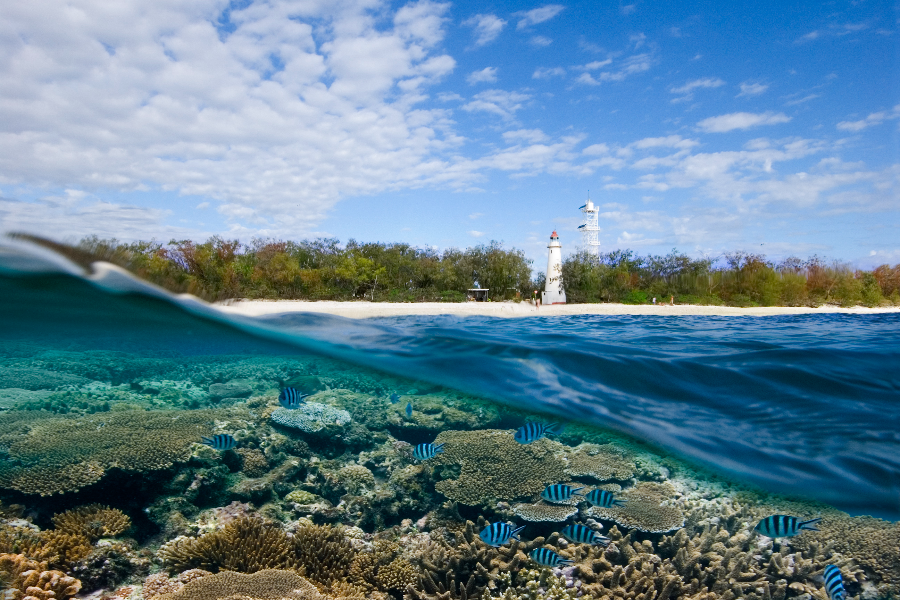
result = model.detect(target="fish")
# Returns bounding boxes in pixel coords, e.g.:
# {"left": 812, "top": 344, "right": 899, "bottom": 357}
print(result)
{"left": 413, "top": 442, "right": 445, "bottom": 460}
{"left": 201, "top": 433, "right": 237, "bottom": 451}
{"left": 278, "top": 387, "right": 310, "bottom": 409}
{"left": 514, "top": 422, "right": 562, "bottom": 444}
{"left": 584, "top": 489, "right": 626, "bottom": 508}
{"left": 405, "top": 402, "right": 413, "bottom": 418}
{"left": 479, "top": 522, "right": 525, "bottom": 547}
{"left": 529, "top": 548, "right": 573, "bottom": 568}
{"left": 540, "top": 484, "right": 585, "bottom": 504}
{"left": 560, "top": 524, "right": 610, "bottom": 546}
{"left": 390, "top": 393, "right": 401, "bottom": 404}
{"left": 823, "top": 565, "right": 846, "bottom": 600}
{"left": 755, "top": 515, "right": 822, "bottom": 538}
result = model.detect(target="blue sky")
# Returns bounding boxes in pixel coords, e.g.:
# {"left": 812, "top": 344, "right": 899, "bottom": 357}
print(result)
{"left": 0, "top": 0, "right": 897, "bottom": 267}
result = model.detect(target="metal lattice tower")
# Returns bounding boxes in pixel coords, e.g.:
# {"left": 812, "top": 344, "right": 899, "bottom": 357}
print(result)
{"left": 578, "top": 196, "right": 600, "bottom": 256}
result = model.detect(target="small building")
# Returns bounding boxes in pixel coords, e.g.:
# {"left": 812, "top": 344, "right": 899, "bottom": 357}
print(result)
{"left": 542, "top": 230, "right": 566, "bottom": 305}
{"left": 467, "top": 289, "right": 489, "bottom": 302}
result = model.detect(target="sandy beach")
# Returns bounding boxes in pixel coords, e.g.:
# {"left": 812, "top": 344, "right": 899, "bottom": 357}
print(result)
{"left": 214, "top": 299, "right": 900, "bottom": 319}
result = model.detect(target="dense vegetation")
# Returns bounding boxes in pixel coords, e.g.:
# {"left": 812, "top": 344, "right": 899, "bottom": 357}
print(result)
{"left": 15, "top": 235, "right": 900, "bottom": 307}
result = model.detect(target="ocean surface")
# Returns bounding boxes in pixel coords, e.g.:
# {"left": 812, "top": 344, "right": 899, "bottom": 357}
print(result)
{"left": 1, "top": 239, "right": 898, "bottom": 521}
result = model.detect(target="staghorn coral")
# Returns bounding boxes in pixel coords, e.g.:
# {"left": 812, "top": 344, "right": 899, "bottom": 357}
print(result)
{"left": 153, "top": 569, "right": 325, "bottom": 600}
{"left": 52, "top": 504, "right": 131, "bottom": 541}
{"left": 512, "top": 503, "right": 578, "bottom": 523}
{"left": 431, "top": 430, "right": 566, "bottom": 506}
{"left": 236, "top": 449, "right": 270, "bottom": 478}
{"left": 0, "top": 553, "right": 82, "bottom": 600}
{"left": 588, "top": 482, "right": 684, "bottom": 533}
{"left": 349, "top": 540, "right": 418, "bottom": 594}
{"left": 564, "top": 444, "right": 635, "bottom": 481}
{"left": 270, "top": 404, "right": 351, "bottom": 433}
{"left": 0, "top": 410, "right": 217, "bottom": 495}
{"left": 291, "top": 522, "right": 357, "bottom": 592}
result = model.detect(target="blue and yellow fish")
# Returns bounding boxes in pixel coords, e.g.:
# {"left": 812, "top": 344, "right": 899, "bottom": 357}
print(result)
{"left": 584, "top": 489, "right": 626, "bottom": 508}
{"left": 413, "top": 442, "right": 445, "bottom": 460}
{"left": 278, "top": 388, "right": 309, "bottom": 409}
{"left": 514, "top": 422, "right": 561, "bottom": 444}
{"left": 755, "top": 515, "right": 821, "bottom": 538}
{"left": 529, "top": 548, "right": 573, "bottom": 567}
{"left": 201, "top": 433, "right": 237, "bottom": 451}
{"left": 560, "top": 524, "right": 610, "bottom": 546}
{"left": 823, "top": 565, "right": 846, "bottom": 600}
{"left": 540, "top": 484, "right": 584, "bottom": 504}
{"left": 479, "top": 522, "right": 525, "bottom": 547}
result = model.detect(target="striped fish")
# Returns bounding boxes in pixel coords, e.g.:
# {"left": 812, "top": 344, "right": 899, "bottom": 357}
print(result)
{"left": 514, "top": 422, "right": 561, "bottom": 444}
{"left": 413, "top": 442, "right": 445, "bottom": 460}
{"left": 201, "top": 433, "right": 237, "bottom": 451}
{"left": 529, "top": 548, "right": 573, "bottom": 568}
{"left": 755, "top": 515, "right": 821, "bottom": 538}
{"left": 541, "top": 484, "right": 585, "bottom": 504}
{"left": 278, "top": 387, "right": 310, "bottom": 409}
{"left": 560, "top": 524, "right": 610, "bottom": 546}
{"left": 584, "top": 489, "right": 626, "bottom": 508}
{"left": 479, "top": 522, "right": 525, "bottom": 547}
{"left": 823, "top": 565, "right": 846, "bottom": 600}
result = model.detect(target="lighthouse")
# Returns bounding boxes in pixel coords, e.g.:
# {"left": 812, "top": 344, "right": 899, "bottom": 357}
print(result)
{"left": 542, "top": 231, "right": 566, "bottom": 305}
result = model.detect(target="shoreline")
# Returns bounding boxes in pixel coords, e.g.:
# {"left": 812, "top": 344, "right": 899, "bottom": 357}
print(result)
{"left": 213, "top": 299, "right": 900, "bottom": 319}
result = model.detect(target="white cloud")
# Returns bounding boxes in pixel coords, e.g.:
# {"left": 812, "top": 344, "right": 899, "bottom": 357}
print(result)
{"left": 837, "top": 105, "right": 900, "bottom": 131}
{"left": 462, "top": 89, "right": 530, "bottom": 119}
{"left": 514, "top": 5, "right": 565, "bottom": 30}
{"left": 196, "top": 202, "right": 210, "bottom": 209}
{"left": 467, "top": 67, "right": 498, "bottom": 84}
{"left": 533, "top": 67, "right": 566, "bottom": 79}
{"left": 502, "top": 129, "right": 549, "bottom": 144}
{"left": 621, "top": 4, "right": 637, "bottom": 15}
{"left": 468, "top": 212, "right": 483, "bottom": 220}
{"left": 696, "top": 111, "right": 792, "bottom": 133}
{"left": 530, "top": 36, "right": 553, "bottom": 46}
{"left": 468, "top": 230, "right": 485, "bottom": 237}
{"left": 575, "top": 54, "right": 653, "bottom": 85}
{"left": 463, "top": 13, "right": 506, "bottom": 46}
{"left": 582, "top": 59, "right": 613, "bottom": 70}
{"left": 670, "top": 77, "right": 725, "bottom": 95}
{"left": 784, "top": 94, "right": 820, "bottom": 106}
{"left": 738, "top": 81, "right": 768, "bottom": 97}
{"left": 0, "top": 0, "right": 467, "bottom": 236}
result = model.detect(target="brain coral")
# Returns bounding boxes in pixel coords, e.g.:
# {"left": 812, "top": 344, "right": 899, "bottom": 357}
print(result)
{"left": 431, "top": 430, "right": 566, "bottom": 505}
{"left": 588, "top": 482, "right": 684, "bottom": 533}
{"left": 565, "top": 444, "right": 635, "bottom": 481}
{"left": 270, "top": 404, "right": 351, "bottom": 433}
{"left": 0, "top": 410, "right": 216, "bottom": 495}
{"left": 52, "top": 504, "right": 131, "bottom": 541}
{"left": 153, "top": 569, "right": 325, "bottom": 600}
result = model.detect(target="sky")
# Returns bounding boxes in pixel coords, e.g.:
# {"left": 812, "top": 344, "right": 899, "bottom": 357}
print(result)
{"left": 1, "top": 0, "right": 898, "bottom": 268}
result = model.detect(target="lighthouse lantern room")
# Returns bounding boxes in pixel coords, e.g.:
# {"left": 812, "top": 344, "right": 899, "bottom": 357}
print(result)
{"left": 542, "top": 230, "right": 566, "bottom": 305}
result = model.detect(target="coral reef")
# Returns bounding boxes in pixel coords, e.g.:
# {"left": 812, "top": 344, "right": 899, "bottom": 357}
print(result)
{"left": 431, "top": 430, "right": 566, "bottom": 506}
{"left": 270, "top": 404, "right": 352, "bottom": 433}
{"left": 0, "top": 525, "right": 93, "bottom": 569}
{"left": 152, "top": 569, "right": 325, "bottom": 600}
{"left": 237, "top": 448, "right": 270, "bottom": 478}
{"left": 512, "top": 503, "right": 578, "bottom": 523}
{"left": 564, "top": 444, "right": 635, "bottom": 481}
{"left": 0, "top": 553, "right": 82, "bottom": 600}
{"left": 588, "top": 482, "right": 685, "bottom": 533}
{"left": 51, "top": 504, "right": 131, "bottom": 541}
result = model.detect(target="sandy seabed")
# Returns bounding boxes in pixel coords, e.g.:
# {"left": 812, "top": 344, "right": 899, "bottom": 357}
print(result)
{"left": 214, "top": 299, "right": 900, "bottom": 319}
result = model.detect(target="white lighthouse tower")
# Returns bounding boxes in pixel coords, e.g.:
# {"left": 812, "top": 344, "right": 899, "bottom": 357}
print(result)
{"left": 578, "top": 197, "right": 600, "bottom": 256}
{"left": 542, "top": 230, "right": 566, "bottom": 305}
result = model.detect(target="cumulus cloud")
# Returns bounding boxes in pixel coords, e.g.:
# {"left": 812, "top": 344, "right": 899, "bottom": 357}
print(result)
{"left": 696, "top": 111, "right": 791, "bottom": 133}
{"left": 463, "top": 13, "right": 506, "bottom": 46}
{"left": 837, "top": 105, "right": 900, "bottom": 131}
{"left": 738, "top": 81, "right": 768, "bottom": 97}
{"left": 0, "top": 0, "right": 464, "bottom": 236}
{"left": 502, "top": 129, "right": 549, "bottom": 144}
{"left": 467, "top": 67, "right": 498, "bottom": 84}
{"left": 468, "top": 230, "right": 485, "bottom": 237}
{"left": 514, "top": 5, "right": 565, "bottom": 30}
{"left": 575, "top": 54, "right": 653, "bottom": 85}
{"left": 462, "top": 89, "right": 530, "bottom": 119}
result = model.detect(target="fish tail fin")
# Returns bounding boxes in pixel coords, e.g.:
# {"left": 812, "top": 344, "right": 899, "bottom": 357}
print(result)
{"left": 512, "top": 525, "right": 526, "bottom": 538}
{"left": 801, "top": 517, "right": 822, "bottom": 531}
{"left": 572, "top": 487, "right": 585, "bottom": 495}
{"left": 200, "top": 436, "right": 212, "bottom": 446}
{"left": 434, "top": 443, "right": 445, "bottom": 453}
{"left": 546, "top": 422, "right": 564, "bottom": 436}
{"left": 614, "top": 498, "right": 628, "bottom": 507}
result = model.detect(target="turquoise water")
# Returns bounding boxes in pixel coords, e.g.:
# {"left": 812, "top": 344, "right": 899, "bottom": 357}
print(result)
{"left": 0, "top": 239, "right": 898, "bottom": 599}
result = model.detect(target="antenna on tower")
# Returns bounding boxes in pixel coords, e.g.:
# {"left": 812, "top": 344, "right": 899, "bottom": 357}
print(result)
{"left": 577, "top": 194, "right": 600, "bottom": 256}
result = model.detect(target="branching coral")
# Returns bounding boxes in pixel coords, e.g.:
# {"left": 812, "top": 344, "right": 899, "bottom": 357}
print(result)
{"left": 588, "top": 482, "right": 684, "bottom": 533}
{"left": 564, "top": 444, "right": 635, "bottom": 481}
{"left": 0, "top": 553, "right": 82, "bottom": 600}
{"left": 0, "top": 526, "right": 92, "bottom": 570}
{"left": 431, "top": 430, "right": 566, "bottom": 506}
{"left": 152, "top": 569, "right": 325, "bottom": 600}
{"left": 52, "top": 504, "right": 131, "bottom": 541}
{"left": 0, "top": 410, "right": 216, "bottom": 495}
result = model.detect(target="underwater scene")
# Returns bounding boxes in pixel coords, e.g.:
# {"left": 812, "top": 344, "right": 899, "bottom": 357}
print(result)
{"left": 0, "top": 241, "right": 898, "bottom": 600}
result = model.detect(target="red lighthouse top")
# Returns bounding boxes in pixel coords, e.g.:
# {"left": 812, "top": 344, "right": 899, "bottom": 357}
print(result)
{"left": 551, "top": 230, "right": 558, "bottom": 238}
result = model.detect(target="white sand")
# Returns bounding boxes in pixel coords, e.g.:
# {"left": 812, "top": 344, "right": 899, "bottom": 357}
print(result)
{"left": 214, "top": 299, "right": 900, "bottom": 319}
